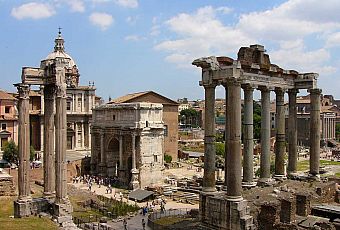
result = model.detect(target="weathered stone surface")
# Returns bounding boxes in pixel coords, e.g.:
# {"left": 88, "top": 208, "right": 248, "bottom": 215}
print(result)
{"left": 296, "top": 193, "right": 311, "bottom": 217}
{"left": 258, "top": 202, "right": 279, "bottom": 230}
{"left": 0, "top": 172, "right": 16, "bottom": 196}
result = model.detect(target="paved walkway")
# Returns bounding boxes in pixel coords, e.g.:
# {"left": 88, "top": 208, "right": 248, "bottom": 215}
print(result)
{"left": 71, "top": 182, "right": 198, "bottom": 230}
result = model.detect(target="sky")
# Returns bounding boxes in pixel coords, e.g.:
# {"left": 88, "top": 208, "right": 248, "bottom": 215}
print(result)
{"left": 1, "top": 0, "right": 340, "bottom": 102}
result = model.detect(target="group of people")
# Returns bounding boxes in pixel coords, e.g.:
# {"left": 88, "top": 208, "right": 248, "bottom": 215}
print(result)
{"left": 122, "top": 218, "right": 146, "bottom": 230}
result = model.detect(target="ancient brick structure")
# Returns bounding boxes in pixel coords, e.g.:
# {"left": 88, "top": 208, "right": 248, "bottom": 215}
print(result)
{"left": 296, "top": 193, "right": 311, "bottom": 216}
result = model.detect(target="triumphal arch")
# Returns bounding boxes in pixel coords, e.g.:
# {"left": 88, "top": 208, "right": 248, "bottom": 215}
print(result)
{"left": 14, "top": 31, "right": 77, "bottom": 228}
{"left": 193, "top": 45, "right": 321, "bottom": 229}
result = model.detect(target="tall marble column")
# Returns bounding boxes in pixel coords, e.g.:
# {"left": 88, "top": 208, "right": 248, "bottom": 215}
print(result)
{"left": 242, "top": 85, "right": 255, "bottom": 185}
{"left": 309, "top": 88, "right": 321, "bottom": 177}
{"left": 203, "top": 84, "right": 216, "bottom": 192}
{"left": 274, "top": 88, "right": 286, "bottom": 178}
{"left": 100, "top": 130, "right": 106, "bottom": 175}
{"left": 223, "top": 84, "right": 228, "bottom": 190}
{"left": 17, "top": 84, "right": 31, "bottom": 200}
{"left": 43, "top": 85, "right": 55, "bottom": 195}
{"left": 55, "top": 85, "right": 67, "bottom": 203}
{"left": 119, "top": 135, "right": 123, "bottom": 170}
{"left": 259, "top": 87, "right": 271, "bottom": 184}
{"left": 130, "top": 133, "right": 139, "bottom": 190}
{"left": 287, "top": 89, "right": 298, "bottom": 176}
{"left": 227, "top": 81, "right": 242, "bottom": 200}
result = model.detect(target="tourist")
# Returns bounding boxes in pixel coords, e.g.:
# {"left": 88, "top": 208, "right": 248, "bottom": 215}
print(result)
{"left": 123, "top": 218, "right": 127, "bottom": 230}
{"left": 142, "top": 218, "right": 146, "bottom": 230}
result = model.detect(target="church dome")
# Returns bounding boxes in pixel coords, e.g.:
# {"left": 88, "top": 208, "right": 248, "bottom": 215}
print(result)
{"left": 41, "top": 31, "right": 76, "bottom": 69}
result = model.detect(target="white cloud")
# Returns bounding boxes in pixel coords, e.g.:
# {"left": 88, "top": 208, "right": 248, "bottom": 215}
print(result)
{"left": 89, "top": 12, "right": 113, "bottom": 30}
{"left": 11, "top": 2, "right": 56, "bottom": 20}
{"left": 154, "top": 6, "right": 254, "bottom": 67}
{"left": 216, "top": 6, "right": 233, "bottom": 15}
{"left": 124, "top": 35, "right": 144, "bottom": 41}
{"left": 126, "top": 15, "right": 139, "bottom": 25}
{"left": 66, "top": 0, "right": 85, "bottom": 12}
{"left": 115, "top": 0, "right": 138, "bottom": 8}
{"left": 155, "top": 1, "right": 340, "bottom": 75}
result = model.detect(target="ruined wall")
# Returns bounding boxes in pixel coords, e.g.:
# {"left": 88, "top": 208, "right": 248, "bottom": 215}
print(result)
{"left": 0, "top": 173, "right": 16, "bottom": 196}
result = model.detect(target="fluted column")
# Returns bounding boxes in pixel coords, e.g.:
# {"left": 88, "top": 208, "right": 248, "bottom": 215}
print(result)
{"left": 223, "top": 84, "right": 228, "bottom": 190}
{"left": 203, "top": 84, "right": 216, "bottom": 192}
{"left": 242, "top": 84, "right": 255, "bottom": 185}
{"left": 274, "top": 88, "right": 286, "bottom": 178}
{"left": 309, "top": 88, "right": 321, "bottom": 177}
{"left": 55, "top": 85, "right": 67, "bottom": 203}
{"left": 130, "top": 133, "right": 139, "bottom": 190}
{"left": 227, "top": 81, "right": 242, "bottom": 200}
{"left": 17, "top": 84, "right": 31, "bottom": 200}
{"left": 259, "top": 87, "right": 271, "bottom": 183}
{"left": 100, "top": 130, "right": 106, "bottom": 175}
{"left": 119, "top": 135, "right": 123, "bottom": 170}
{"left": 43, "top": 85, "right": 55, "bottom": 195}
{"left": 287, "top": 89, "right": 298, "bottom": 176}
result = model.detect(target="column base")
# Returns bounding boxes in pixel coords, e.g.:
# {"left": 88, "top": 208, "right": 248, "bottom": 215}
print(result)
{"left": 202, "top": 187, "right": 217, "bottom": 193}
{"left": 226, "top": 195, "right": 243, "bottom": 202}
{"left": 273, "top": 174, "right": 287, "bottom": 181}
{"left": 43, "top": 191, "right": 55, "bottom": 198}
{"left": 14, "top": 197, "right": 32, "bottom": 218}
{"left": 257, "top": 178, "right": 274, "bottom": 187}
{"left": 242, "top": 181, "right": 257, "bottom": 189}
{"left": 222, "top": 185, "right": 228, "bottom": 191}
{"left": 308, "top": 173, "right": 320, "bottom": 181}
{"left": 130, "top": 168, "right": 140, "bottom": 190}
{"left": 287, "top": 172, "right": 299, "bottom": 179}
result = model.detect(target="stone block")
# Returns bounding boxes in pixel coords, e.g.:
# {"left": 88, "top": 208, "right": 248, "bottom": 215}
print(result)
{"left": 296, "top": 193, "right": 311, "bottom": 216}
{"left": 258, "top": 202, "right": 279, "bottom": 230}
{"left": 280, "top": 197, "right": 296, "bottom": 223}
{"left": 0, "top": 173, "right": 16, "bottom": 196}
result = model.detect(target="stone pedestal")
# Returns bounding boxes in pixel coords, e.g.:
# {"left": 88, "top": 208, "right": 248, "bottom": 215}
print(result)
{"left": 14, "top": 197, "right": 51, "bottom": 218}
{"left": 14, "top": 199, "right": 32, "bottom": 217}
{"left": 199, "top": 192, "right": 254, "bottom": 230}
{"left": 129, "top": 168, "right": 140, "bottom": 190}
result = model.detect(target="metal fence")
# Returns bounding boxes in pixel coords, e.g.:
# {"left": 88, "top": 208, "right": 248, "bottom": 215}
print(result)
{"left": 147, "top": 208, "right": 198, "bottom": 230}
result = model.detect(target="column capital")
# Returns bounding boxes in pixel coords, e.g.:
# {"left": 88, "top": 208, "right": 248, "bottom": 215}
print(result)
{"left": 308, "top": 88, "right": 322, "bottom": 95}
{"left": 241, "top": 83, "right": 255, "bottom": 91}
{"left": 202, "top": 83, "right": 217, "bottom": 89}
{"left": 288, "top": 88, "right": 299, "bottom": 95}
{"left": 258, "top": 85, "right": 273, "bottom": 92}
{"left": 274, "top": 87, "right": 285, "bottom": 95}
{"left": 16, "top": 84, "right": 30, "bottom": 99}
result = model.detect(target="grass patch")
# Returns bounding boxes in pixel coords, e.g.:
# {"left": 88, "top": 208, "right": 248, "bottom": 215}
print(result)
{"left": 0, "top": 196, "right": 58, "bottom": 230}
{"left": 154, "top": 216, "right": 193, "bottom": 226}
{"left": 297, "top": 160, "right": 340, "bottom": 172}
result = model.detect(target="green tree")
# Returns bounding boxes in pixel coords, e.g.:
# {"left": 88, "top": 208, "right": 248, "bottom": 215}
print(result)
{"left": 215, "top": 142, "right": 225, "bottom": 157}
{"left": 30, "top": 146, "right": 35, "bottom": 162}
{"left": 2, "top": 140, "right": 18, "bottom": 164}
{"left": 336, "top": 123, "right": 340, "bottom": 140}
{"left": 164, "top": 154, "right": 172, "bottom": 163}
{"left": 253, "top": 102, "right": 262, "bottom": 140}
{"left": 179, "top": 108, "right": 200, "bottom": 127}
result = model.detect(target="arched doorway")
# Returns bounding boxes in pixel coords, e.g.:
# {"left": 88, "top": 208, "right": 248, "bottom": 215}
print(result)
{"left": 107, "top": 137, "right": 120, "bottom": 177}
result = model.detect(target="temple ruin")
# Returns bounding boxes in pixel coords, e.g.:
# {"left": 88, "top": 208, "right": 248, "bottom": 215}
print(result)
{"left": 13, "top": 31, "right": 77, "bottom": 229}
{"left": 193, "top": 44, "right": 321, "bottom": 229}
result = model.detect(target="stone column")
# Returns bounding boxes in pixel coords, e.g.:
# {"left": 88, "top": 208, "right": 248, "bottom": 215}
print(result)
{"left": 17, "top": 84, "right": 31, "bottom": 200}
{"left": 223, "top": 84, "right": 228, "bottom": 190}
{"left": 203, "top": 84, "right": 216, "bottom": 192}
{"left": 55, "top": 85, "right": 67, "bottom": 203}
{"left": 259, "top": 87, "right": 271, "bottom": 184}
{"left": 287, "top": 89, "right": 298, "bottom": 176}
{"left": 43, "top": 85, "right": 55, "bottom": 196}
{"left": 100, "top": 130, "right": 106, "bottom": 176}
{"left": 274, "top": 88, "right": 286, "bottom": 178}
{"left": 90, "top": 129, "right": 96, "bottom": 174}
{"left": 242, "top": 85, "right": 255, "bottom": 186}
{"left": 81, "top": 122, "right": 85, "bottom": 149}
{"left": 119, "top": 135, "right": 123, "bottom": 169}
{"left": 227, "top": 81, "right": 242, "bottom": 200}
{"left": 88, "top": 122, "right": 91, "bottom": 149}
{"left": 74, "top": 123, "right": 78, "bottom": 149}
{"left": 309, "top": 88, "right": 321, "bottom": 177}
{"left": 130, "top": 133, "right": 139, "bottom": 190}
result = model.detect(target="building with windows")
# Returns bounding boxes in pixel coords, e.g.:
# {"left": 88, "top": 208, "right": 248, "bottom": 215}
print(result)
{"left": 109, "top": 91, "right": 179, "bottom": 161}
{"left": 91, "top": 102, "right": 164, "bottom": 189}
{"left": 0, "top": 90, "right": 18, "bottom": 151}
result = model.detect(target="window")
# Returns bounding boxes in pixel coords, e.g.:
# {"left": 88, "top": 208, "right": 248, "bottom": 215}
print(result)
{"left": 154, "top": 155, "right": 158, "bottom": 163}
{"left": 146, "top": 121, "right": 149, "bottom": 127}
{"left": 78, "top": 94, "right": 82, "bottom": 111}
{"left": 112, "top": 115, "right": 116, "bottom": 120}
{"left": 1, "top": 123, "right": 6, "bottom": 130}
{"left": 5, "top": 107, "right": 10, "bottom": 113}
{"left": 164, "top": 125, "right": 168, "bottom": 137}
{"left": 67, "top": 101, "right": 71, "bottom": 111}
